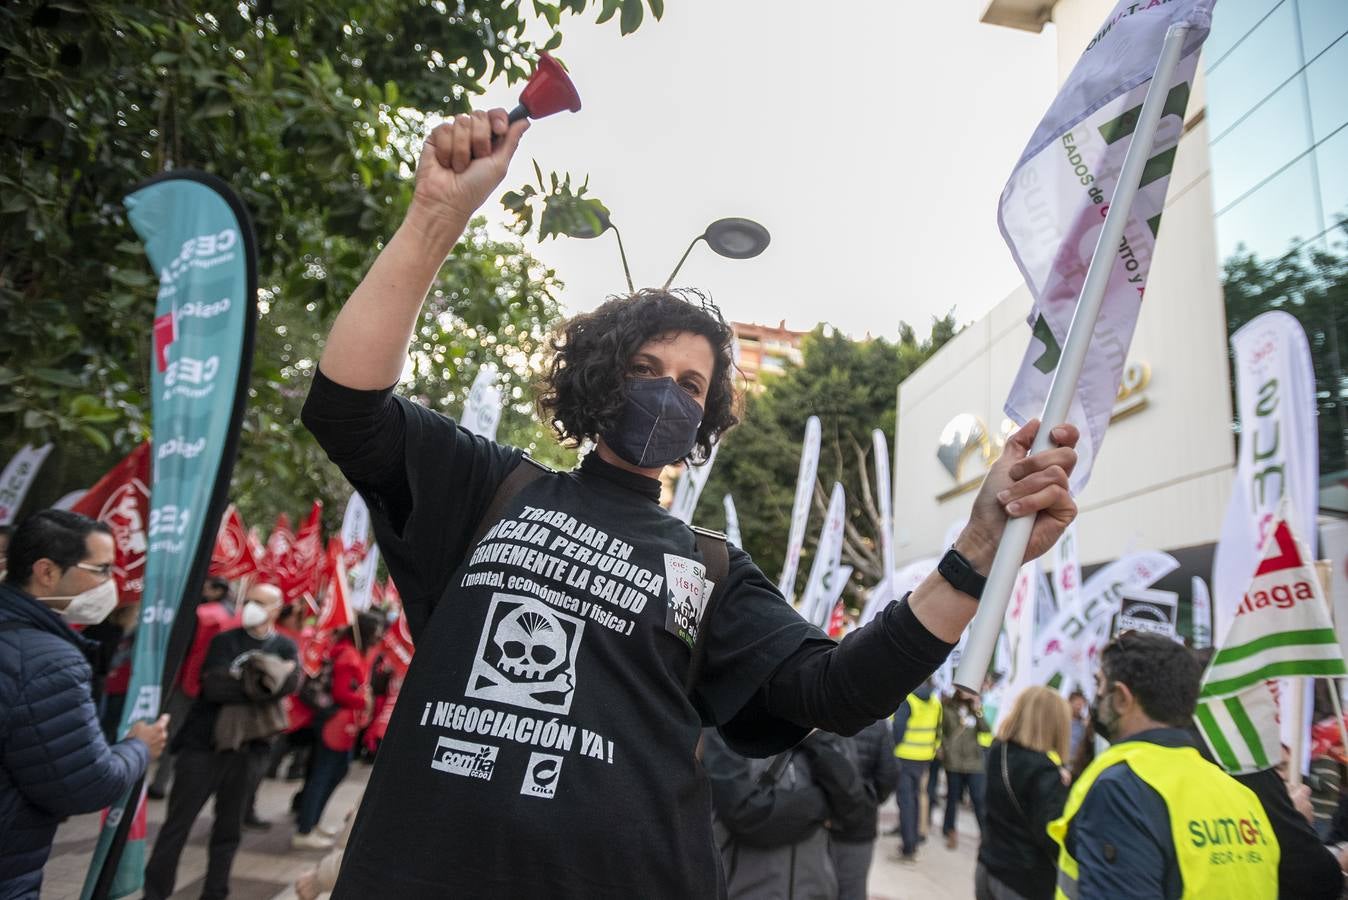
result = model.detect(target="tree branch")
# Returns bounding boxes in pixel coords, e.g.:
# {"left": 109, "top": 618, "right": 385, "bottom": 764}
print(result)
{"left": 850, "top": 433, "right": 885, "bottom": 538}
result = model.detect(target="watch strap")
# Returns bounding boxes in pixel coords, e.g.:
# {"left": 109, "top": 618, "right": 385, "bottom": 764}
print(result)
{"left": 937, "top": 546, "right": 986, "bottom": 600}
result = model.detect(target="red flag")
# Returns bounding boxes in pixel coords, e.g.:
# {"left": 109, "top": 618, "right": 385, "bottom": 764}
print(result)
{"left": 263, "top": 513, "right": 294, "bottom": 581}
{"left": 298, "top": 624, "right": 331, "bottom": 679}
{"left": 72, "top": 443, "right": 151, "bottom": 607}
{"left": 368, "top": 673, "right": 401, "bottom": 744}
{"left": 282, "top": 501, "right": 324, "bottom": 604}
{"left": 826, "top": 599, "right": 847, "bottom": 639}
{"left": 208, "top": 504, "right": 259, "bottom": 581}
{"left": 315, "top": 538, "right": 353, "bottom": 633}
{"left": 152, "top": 312, "right": 177, "bottom": 373}
{"left": 379, "top": 588, "right": 415, "bottom": 678}
{"left": 247, "top": 526, "right": 266, "bottom": 572}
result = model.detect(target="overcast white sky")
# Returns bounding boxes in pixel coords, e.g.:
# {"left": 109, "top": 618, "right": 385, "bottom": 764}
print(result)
{"left": 475, "top": 0, "right": 1060, "bottom": 339}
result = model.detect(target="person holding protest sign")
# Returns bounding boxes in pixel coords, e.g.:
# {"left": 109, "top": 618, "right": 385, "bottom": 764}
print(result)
{"left": 301, "top": 106, "right": 1080, "bottom": 898}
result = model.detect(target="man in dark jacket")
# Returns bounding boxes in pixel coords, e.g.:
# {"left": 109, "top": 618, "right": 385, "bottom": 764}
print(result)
{"left": 828, "top": 718, "right": 896, "bottom": 900}
{"left": 1053, "top": 633, "right": 1279, "bottom": 899}
{"left": 144, "top": 581, "right": 299, "bottom": 900}
{"left": 0, "top": 510, "right": 169, "bottom": 899}
{"left": 705, "top": 728, "right": 868, "bottom": 900}
{"left": 148, "top": 575, "right": 237, "bottom": 800}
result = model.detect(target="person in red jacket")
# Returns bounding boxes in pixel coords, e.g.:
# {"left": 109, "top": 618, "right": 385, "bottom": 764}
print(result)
{"left": 362, "top": 649, "right": 395, "bottom": 759}
{"left": 293, "top": 611, "right": 383, "bottom": 849}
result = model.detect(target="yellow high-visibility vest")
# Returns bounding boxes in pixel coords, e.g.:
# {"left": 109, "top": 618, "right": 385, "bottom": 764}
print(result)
{"left": 894, "top": 693, "right": 941, "bottom": 761}
{"left": 1048, "top": 741, "right": 1279, "bottom": 900}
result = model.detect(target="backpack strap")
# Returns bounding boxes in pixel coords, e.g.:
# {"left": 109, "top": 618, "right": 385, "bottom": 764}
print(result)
{"left": 0, "top": 621, "right": 31, "bottom": 633}
{"left": 468, "top": 455, "right": 554, "bottom": 550}
{"left": 684, "top": 526, "right": 729, "bottom": 695}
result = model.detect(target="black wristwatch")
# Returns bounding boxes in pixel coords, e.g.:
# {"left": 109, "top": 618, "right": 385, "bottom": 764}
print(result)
{"left": 937, "top": 546, "right": 986, "bottom": 600}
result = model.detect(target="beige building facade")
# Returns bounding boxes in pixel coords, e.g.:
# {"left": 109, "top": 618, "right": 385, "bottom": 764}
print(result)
{"left": 893, "top": 0, "right": 1235, "bottom": 573}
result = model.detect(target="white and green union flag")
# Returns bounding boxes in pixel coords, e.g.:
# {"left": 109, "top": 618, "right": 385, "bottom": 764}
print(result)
{"left": 1196, "top": 501, "right": 1346, "bottom": 774}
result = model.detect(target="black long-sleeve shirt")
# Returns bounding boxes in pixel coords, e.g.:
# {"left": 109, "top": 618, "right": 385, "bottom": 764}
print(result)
{"left": 1234, "top": 766, "right": 1343, "bottom": 900}
{"left": 1190, "top": 725, "right": 1344, "bottom": 900}
{"left": 301, "top": 370, "right": 954, "bottom": 899}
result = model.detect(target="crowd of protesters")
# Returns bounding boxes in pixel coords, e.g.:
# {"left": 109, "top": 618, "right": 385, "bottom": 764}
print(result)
{"left": 696, "top": 626, "right": 1348, "bottom": 900}
{"left": 0, "top": 509, "right": 402, "bottom": 899}
{"left": 3, "top": 105, "right": 1348, "bottom": 900}
{"left": 8, "top": 495, "right": 1348, "bottom": 900}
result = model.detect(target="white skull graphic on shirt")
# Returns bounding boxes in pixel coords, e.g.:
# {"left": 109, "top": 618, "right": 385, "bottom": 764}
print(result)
{"left": 467, "top": 593, "right": 585, "bottom": 714}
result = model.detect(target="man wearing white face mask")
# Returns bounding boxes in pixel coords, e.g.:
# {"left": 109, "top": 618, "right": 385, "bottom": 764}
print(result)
{"left": 0, "top": 509, "right": 170, "bottom": 899}
{"left": 144, "top": 581, "right": 299, "bottom": 900}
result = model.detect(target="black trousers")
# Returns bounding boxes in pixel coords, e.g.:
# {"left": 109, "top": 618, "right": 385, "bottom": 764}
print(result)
{"left": 144, "top": 746, "right": 266, "bottom": 900}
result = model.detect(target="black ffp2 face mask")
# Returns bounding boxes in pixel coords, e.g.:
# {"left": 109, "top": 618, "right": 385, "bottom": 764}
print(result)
{"left": 1090, "top": 686, "right": 1120, "bottom": 743}
{"left": 602, "top": 377, "right": 704, "bottom": 469}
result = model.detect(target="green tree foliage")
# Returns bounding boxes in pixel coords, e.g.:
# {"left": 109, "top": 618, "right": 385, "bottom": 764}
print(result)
{"left": 693, "top": 314, "right": 960, "bottom": 607}
{"left": 0, "top": 0, "right": 662, "bottom": 530}
{"left": 1221, "top": 224, "right": 1348, "bottom": 476}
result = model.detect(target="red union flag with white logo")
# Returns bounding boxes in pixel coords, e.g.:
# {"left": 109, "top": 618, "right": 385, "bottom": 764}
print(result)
{"left": 281, "top": 501, "right": 324, "bottom": 604}
{"left": 263, "top": 513, "right": 294, "bottom": 581}
{"left": 1001, "top": 0, "right": 1214, "bottom": 490}
{"left": 381, "top": 591, "right": 416, "bottom": 678}
{"left": 315, "top": 537, "right": 354, "bottom": 633}
{"left": 71, "top": 443, "right": 151, "bottom": 606}
{"left": 208, "top": 504, "right": 259, "bottom": 581}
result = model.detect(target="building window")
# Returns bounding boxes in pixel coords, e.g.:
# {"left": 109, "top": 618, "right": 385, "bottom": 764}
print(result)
{"left": 1207, "top": 0, "right": 1348, "bottom": 477}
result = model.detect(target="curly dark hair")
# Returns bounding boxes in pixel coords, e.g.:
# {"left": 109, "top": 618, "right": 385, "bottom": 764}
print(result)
{"left": 537, "top": 288, "right": 740, "bottom": 464}
{"left": 1100, "top": 631, "right": 1203, "bottom": 727}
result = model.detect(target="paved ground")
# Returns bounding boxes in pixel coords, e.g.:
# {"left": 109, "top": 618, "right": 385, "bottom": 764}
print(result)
{"left": 43, "top": 765, "right": 980, "bottom": 899}
{"left": 869, "top": 801, "right": 983, "bottom": 900}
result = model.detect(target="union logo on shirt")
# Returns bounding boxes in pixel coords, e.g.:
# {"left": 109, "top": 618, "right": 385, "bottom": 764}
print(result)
{"left": 663, "top": 554, "right": 711, "bottom": 650}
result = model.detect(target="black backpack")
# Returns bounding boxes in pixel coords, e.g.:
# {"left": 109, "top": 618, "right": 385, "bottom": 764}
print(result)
{"left": 471, "top": 455, "right": 730, "bottom": 695}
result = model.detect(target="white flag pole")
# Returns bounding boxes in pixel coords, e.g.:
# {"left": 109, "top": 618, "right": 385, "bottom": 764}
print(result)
{"left": 1287, "top": 678, "right": 1306, "bottom": 787}
{"left": 955, "top": 23, "right": 1191, "bottom": 694}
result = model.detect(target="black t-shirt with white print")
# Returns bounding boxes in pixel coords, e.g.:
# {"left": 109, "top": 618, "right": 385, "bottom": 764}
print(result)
{"left": 303, "top": 372, "right": 827, "bottom": 899}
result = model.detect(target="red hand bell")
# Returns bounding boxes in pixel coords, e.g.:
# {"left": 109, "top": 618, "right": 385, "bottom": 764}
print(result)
{"left": 507, "top": 54, "right": 582, "bottom": 123}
